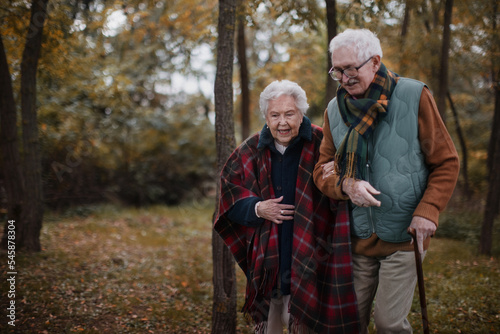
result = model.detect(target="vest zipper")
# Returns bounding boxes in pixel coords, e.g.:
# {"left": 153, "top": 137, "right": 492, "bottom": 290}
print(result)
{"left": 365, "top": 161, "right": 376, "bottom": 234}
{"left": 366, "top": 132, "right": 376, "bottom": 234}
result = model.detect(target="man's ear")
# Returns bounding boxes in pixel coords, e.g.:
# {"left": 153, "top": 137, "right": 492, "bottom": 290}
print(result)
{"left": 372, "top": 55, "right": 382, "bottom": 72}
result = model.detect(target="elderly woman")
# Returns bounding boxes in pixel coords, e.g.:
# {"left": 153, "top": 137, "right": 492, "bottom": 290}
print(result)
{"left": 214, "top": 80, "right": 359, "bottom": 334}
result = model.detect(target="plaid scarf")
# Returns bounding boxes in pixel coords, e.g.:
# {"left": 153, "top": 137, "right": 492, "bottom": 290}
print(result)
{"left": 334, "top": 63, "right": 399, "bottom": 183}
{"left": 214, "top": 120, "right": 359, "bottom": 333}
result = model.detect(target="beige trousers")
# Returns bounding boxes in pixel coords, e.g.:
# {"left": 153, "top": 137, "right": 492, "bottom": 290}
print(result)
{"left": 264, "top": 295, "right": 291, "bottom": 334}
{"left": 353, "top": 250, "right": 425, "bottom": 334}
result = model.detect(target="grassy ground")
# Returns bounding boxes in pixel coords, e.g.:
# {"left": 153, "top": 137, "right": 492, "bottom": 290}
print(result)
{"left": 0, "top": 201, "right": 499, "bottom": 333}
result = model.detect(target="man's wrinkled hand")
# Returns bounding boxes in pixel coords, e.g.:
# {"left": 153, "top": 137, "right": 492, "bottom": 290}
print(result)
{"left": 342, "top": 178, "right": 381, "bottom": 207}
{"left": 409, "top": 216, "right": 436, "bottom": 254}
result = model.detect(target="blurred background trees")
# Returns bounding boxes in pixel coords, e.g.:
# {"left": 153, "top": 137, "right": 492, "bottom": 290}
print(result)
{"left": 2, "top": 0, "right": 219, "bottom": 211}
{"left": 0, "top": 0, "right": 498, "bottom": 252}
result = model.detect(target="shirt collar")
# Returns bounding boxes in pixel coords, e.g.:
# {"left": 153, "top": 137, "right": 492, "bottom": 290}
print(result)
{"left": 257, "top": 116, "right": 312, "bottom": 150}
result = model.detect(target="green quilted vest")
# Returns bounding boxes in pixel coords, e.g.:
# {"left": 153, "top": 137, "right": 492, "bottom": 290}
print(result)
{"left": 327, "top": 78, "right": 429, "bottom": 243}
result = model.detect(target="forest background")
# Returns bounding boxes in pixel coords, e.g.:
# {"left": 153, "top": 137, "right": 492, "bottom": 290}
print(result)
{"left": 2, "top": 0, "right": 499, "bottom": 248}
{"left": 0, "top": 0, "right": 499, "bottom": 332}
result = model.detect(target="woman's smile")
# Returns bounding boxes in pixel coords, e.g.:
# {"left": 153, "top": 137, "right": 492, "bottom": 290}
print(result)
{"left": 265, "top": 95, "right": 303, "bottom": 147}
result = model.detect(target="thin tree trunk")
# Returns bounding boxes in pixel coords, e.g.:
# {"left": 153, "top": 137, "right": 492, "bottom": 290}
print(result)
{"left": 437, "top": 0, "right": 453, "bottom": 122}
{"left": 487, "top": 79, "right": 500, "bottom": 178}
{"left": 401, "top": 0, "right": 411, "bottom": 38}
{"left": 480, "top": 0, "right": 500, "bottom": 256}
{"left": 486, "top": 0, "right": 499, "bottom": 179}
{"left": 212, "top": 0, "right": 237, "bottom": 332}
{"left": 237, "top": 13, "right": 250, "bottom": 141}
{"left": 447, "top": 92, "right": 469, "bottom": 198}
{"left": 480, "top": 84, "right": 500, "bottom": 256}
{"left": 325, "top": 0, "right": 337, "bottom": 107}
{"left": 421, "top": 0, "right": 442, "bottom": 94}
{"left": 0, "top": 37, "right": 25, "bottom": 249}
{"left": 399, "top": 0, "right": 412, "bottom": 75}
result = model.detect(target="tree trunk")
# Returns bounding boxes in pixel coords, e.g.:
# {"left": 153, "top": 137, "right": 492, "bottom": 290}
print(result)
{"left": 447, "top": 92, "right": 470, "bottom": 198}
{"left": 480, "top": 0, "right": 500, "bottom": 256}
{"left": 0, "top": 37, "right": 25, "bottom": 249}
{"left": 480, "top": 83, "right": 500, "bottom": 256}
{"left": 486, "top": 0, "right": 499, "bottom": 180}
{"left": 212, "top": 0, "right": 237, "bottom": 333}
{"left": 436, "top": 0, "right": 453, "bottom": 122}
{"left": 487, "top": 78, "right": 500, "bottom": 179}
{"left": 420, "top": 0, "right": 442, "bottom": 95}
{"left": 325, "top": 0, "right": 337, "bottom": 107}
{"left": 399, "top": 0, "right": 412, "bottom": 75}
{"left": 18, "top": 0, "right": 49, "bottom": 252}
{"left": 401, "top": 0, "right": 411, "bottom": 38}
{"left": 237, "top": 13, "right": 250, "bottom": 141}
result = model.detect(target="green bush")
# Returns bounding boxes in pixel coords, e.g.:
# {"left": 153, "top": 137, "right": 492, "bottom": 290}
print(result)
{"left": 40, "top": 94, "right": 216, "bottom": 209}
{"left": 438, "top": 207, "right": 500, "bottom": 256}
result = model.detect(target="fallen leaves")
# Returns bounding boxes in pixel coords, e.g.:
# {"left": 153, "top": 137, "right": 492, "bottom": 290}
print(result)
{"left": 0, "top": 203, "right": 217, "bottom": 333}
{"left": 2, "top": 203, "right": 497, "bottom": 333}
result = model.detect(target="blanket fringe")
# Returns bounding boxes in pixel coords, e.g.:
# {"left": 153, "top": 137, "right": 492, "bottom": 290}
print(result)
{"left": 258, "top": 268, "right": 278, "bottom": 295}
{"left": 255, "top": 321, "right": 267, "bottom": 334}
{"left": 241, "top": 289, "right": 256, "bottom": 314}
{"left": 254, "top": 318, "right": 317, "bottom": 334}
{"left": 242, "top": 267, "right": 277, "bottom": 322}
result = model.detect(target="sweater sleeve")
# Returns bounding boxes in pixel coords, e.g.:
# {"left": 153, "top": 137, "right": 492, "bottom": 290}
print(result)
{"left": 414, "top": 87, "right": 460, "bottom": 225}
{"left": 313, "top": 109, "right": 350, "bottom": 200}
{"left": 226, "top": 197, "right": 265, "bottom": 227}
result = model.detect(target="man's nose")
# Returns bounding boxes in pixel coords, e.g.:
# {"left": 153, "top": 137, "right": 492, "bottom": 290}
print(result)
{"left": 342, "top": 72, "right": 350, "bottom": 83}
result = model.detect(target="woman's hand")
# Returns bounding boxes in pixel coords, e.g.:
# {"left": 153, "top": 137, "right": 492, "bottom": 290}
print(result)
{"left": 321, "top": 161, "right": 336, "bottom": 180}
{"left": 256, "top": 196, "right": 295, "bottom": 224}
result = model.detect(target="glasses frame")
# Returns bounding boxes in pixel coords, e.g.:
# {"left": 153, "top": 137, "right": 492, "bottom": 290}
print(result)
{"left": 329, "top": 56, "right": 373, "bottom": 81}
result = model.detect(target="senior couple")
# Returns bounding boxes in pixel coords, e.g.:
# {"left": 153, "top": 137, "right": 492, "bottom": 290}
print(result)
{"left": 214, "top": 29, "right": 459, "bottom": 334}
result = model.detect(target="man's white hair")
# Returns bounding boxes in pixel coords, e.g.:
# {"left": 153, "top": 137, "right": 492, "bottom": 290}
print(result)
{"left": 259, "top": 80, "right": 309, "bottom": 118}
{"left": 329, "top": 29, "right": 383, "bottom": 63}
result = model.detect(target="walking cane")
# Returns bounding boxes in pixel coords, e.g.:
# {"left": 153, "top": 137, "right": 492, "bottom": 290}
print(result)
{"left": 407, "top": 228, "right": 430, "bottom": 334}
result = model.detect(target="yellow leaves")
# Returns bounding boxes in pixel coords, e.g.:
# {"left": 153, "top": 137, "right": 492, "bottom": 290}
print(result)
{"left": 470, "top": 150, "right": 488, "bottom": 160}
{"left": 156, "top": 0, "right": 217, "bottom": 41}
{"left": 45, "top": 28, "right": 64, "bottom": 42}
{"left": 133, "top": 28, "right": 147, "bottom": 43}
{"left": 0, "top": 26, "right": 20, "bottom": 41}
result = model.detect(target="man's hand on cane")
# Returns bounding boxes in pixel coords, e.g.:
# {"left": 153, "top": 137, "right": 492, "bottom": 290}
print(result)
{"left": 409, "top": 216, "right": 436, "bottom": 254}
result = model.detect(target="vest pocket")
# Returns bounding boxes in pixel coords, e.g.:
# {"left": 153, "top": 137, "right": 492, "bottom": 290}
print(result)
{"left": 410, "top": 172, "right": 424, "bottom": 201}
{"left": 351, "top": 206, "right": 372, "bottom": 239}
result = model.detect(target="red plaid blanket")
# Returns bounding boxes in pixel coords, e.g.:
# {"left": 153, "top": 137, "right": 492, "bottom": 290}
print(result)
{"left": 214, "top": 124, "right": 359, "bottom": 333}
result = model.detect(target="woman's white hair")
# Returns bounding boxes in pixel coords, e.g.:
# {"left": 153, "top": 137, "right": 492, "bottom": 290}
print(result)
{"left": 329, "top": 29, "right": 383, "bottom": 63}
{"left": 259, "top": 80, "right": 309, "bottom": 118}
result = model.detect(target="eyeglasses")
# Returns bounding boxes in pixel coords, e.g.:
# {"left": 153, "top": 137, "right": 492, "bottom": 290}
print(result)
{"left": 328, "top": 57, "right": 373, "bottom": 81}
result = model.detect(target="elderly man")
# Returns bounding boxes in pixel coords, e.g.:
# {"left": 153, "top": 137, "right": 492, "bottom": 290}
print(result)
{"left": 215, "top": 80, "right": 359, "bottom": 333}
{"left": 313, "top": 29, "right": 459, "bottom": 333}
